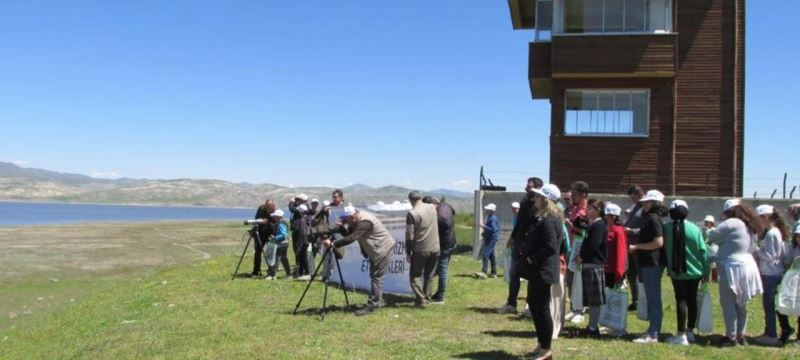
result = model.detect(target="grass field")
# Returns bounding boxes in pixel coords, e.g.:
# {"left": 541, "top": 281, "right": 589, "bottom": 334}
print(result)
{"left": 1, "top": 222, "right": 800, "bottom": 359}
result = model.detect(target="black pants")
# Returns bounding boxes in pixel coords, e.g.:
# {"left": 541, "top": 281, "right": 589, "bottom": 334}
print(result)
{"left": 627, "top": 251, "right": 639, "bottom": 302}
{"left": 672, "top": 278, "right": 700, "bottom": 333}
{"left": 527, "top": 281, "right": 553, "bottom": 350}
{"left": 778, "top": 314, "right": 800, "bottom": 338}
{"left": 292, "top": 230, "right": 308, "bottom": 275}
{"left": 251, "top": 237, "right": 265, "bottom": 275}
{"left": 605, "top": 272, "right": 622, "bottom": 289}
{"left": 268, "top": 242, "right": 291, "bottom": 277}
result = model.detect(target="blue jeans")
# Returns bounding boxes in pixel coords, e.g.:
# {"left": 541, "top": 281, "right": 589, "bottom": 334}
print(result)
{"left": 762, "top": 274, "right": 782, "bottom": 337}
{"left": 434, "top": 246, "right": 454, "bottom": 299}
{"left": 640, "top": 266, "right": 664, "bottom": 337}
{"left": 482, "top": 240, "right": 497, "bottom": 274}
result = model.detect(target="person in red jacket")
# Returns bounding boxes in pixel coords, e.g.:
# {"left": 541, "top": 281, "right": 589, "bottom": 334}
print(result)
{"left": 604, "top": 203, "right": 628, "bottom": 288}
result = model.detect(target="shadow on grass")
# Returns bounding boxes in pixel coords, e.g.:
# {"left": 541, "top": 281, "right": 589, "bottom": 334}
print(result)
{"left": 453, "top": 350, "right": 519, "bottom": 360}
{"left": 482, "top": 330, "right": 536, "bottom": 339}
{"left": 452, "top": 244, "right": 473, "bottom": 255}
{"left": 468, "top": 306, "right": 502, "bottom": 314}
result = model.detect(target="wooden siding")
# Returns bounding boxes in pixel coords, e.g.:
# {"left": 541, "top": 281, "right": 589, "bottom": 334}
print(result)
{"left": 549, "top": 78, "right": 674, "bottom": 194}
{"left": 551, "top": 35, "right": 677, "bottom": 78}
{"left": 529, "top": 42, "right": 552, "bottom": 99}
{"left": 673, "top": 0, "right": 744, "bottom": 196}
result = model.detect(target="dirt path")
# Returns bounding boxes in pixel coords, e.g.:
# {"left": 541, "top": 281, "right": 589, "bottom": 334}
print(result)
{"left": 154, "top": 228, "right": 211, "bottom": 260}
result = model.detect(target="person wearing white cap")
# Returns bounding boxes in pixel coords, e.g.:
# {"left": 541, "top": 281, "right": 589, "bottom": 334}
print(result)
{"left": 662, "top": 200, "right": 709, "bottom": 346}
{"left": 707, "top": 199, "right": 764, "bottom": 347}
{"left": 266, "top": 209, "right": 291, "bottom": 280}
{"left": 783, "top": 218, "right": 800, "bottom": 345}
{"left": 753, "top": 205, "right": 792, "bottom": 345}
{"left": 322, "top": 205, "right": 395, "bottom": 316}
{"left": 288, "top": 194, "right": 310, "bottom": 277}
{"left": 603, "top": 203, "right": 628, "bottom": 290}
{"left": 476, "top": 203, "right": 500, "bottom": 279}
{"left": 517, "top": 183, "right": 564, "bottom": 360}
{"left": 630, "top": 189, "right": 668, "bottom": 344}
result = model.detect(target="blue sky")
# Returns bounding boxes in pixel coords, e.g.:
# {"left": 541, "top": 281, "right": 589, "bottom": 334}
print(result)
{"left": 0, "top": 1, "right": 797, "bottom": 195}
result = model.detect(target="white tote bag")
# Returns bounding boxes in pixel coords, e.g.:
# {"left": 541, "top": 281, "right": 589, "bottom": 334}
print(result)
{"left": 777, "top": 258, "right": 800, "bottom": 316}
{"left": 696, "top": 283, "right": 714, "bottom": 333}
{"left": 636, "top": 282, "right": 648, "bottom": 321}
{"left": 599, "top": 287, "right": 629, "bottom": 331}
{"left": 264, "top": 242, "right": 277, "bottom": 267}
{"left": 571, "top": 266, "right": 583, "bottom": 312}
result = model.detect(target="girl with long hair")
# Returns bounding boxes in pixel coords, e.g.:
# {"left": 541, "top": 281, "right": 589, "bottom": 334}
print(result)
{"left": 577, "top": 199, "right": 608, "bottom": 337}
{"left": 708, "top": 199, "right": 764, "bottom": 347}
{"left": 663, "top": 200, "right": 709, "bottom": 345}
{"left": 753, "top": 205, "right": 791, "bottom": 345}
{"left": 603, "top": 203, "right": 627, "bottom": 290}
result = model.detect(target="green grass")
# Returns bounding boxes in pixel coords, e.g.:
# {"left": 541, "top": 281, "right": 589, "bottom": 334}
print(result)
{"left": 1, "top": 222, "right": 799, "bottom": 359}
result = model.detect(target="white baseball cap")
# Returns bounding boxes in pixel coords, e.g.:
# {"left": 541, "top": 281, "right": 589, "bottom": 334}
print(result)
{"left": 270, "top": 209, "right": 285, "bottom": 218}
{"left": 310, "top": 198, "right": 320, "bottom": 204}
{"left": 670, "top": 199, "right": 689, "bottom": 210}
{"left": 297, "top": 204, "right": 308, "bottom": 213}
{"left": 323, "top": 200, "right": 331, "bottom": 207}
{"left": 511, "top": 202, "right": 520, "bottom": 209}
{"left": 639, "top": 190, "right": 665, "bottom": 203}
{"left": 756, "top": 204, "right": 775, "bottom": 216}
{"left": 484, "top": 203, "right": 497, "bottom": 212}
{"left": 723, "top": 199, "right": 741, "bottom": 212}
{"left": 531, "top": 184, "right": 561, "bottom": 202}
{"left": 704, "top": 215, "right": 716, "bottom": 223}
{"left": 343, "top": 205, "right": 357, "bottom": 216}
{"left": 605, "top": 203, "right": 622, "bottom": 217}
{"left": 296, "top": 193, "right": 309, "bottom": 201}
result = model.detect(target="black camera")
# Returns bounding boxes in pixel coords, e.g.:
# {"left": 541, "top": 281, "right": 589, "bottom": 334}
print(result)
{"left": 573, "top": 216, "right": 590, "bottom": 231}
{"left": 309, "top": 224, "right": 348, "bottom": 239}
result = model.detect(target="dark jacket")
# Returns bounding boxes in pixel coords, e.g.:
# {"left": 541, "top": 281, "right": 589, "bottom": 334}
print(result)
{"left": 580, "top": 219, "right": 608, "bottom": 265}
{"left": 288, "top": 201, "right": 304, "bottom": 231}
{"left": 437, "top": 202, "right": 457, "bottom": 250}
{"left": 519, "top": 215, "right": 563, "bottom": 285}
{"left": 254, "top": 205, "right": 275, "bottom": 244}
{"left": 510, "top": 195, "right": 536, "bottom": 244}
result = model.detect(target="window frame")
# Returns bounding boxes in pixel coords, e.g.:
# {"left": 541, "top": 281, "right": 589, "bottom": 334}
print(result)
{"left": 563, "top": 88, "right": 651, "bottom": 138}
{"left": 553, "top": 0, "right": 672, "bottom": 36}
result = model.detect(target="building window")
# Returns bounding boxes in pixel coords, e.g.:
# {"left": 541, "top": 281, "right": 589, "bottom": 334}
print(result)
{"left": 564, "top": 89, "right": 649, "bottom": 137}
{"left": 535, "top": 0, "right": 554, "bottom": 42}
{"left": 556, "top": 0, "right": 671, "bottom": 34}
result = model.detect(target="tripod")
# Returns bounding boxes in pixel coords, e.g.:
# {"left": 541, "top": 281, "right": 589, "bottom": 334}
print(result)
{"left": 293, "top": 245, "right": 351, "bottom": 320}
{"left": 232, "top": 226, "right": 261, "bottom": 279}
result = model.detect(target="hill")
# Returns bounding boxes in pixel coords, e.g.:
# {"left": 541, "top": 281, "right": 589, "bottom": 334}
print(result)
{"left": 0, "top": 162, "right": 473, "bottom": 211}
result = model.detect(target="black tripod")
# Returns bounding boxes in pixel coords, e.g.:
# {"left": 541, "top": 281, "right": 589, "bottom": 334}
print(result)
{"left": 293, "top": 245, "right": 351, "bottom": 320}
{"left": 232, "top": 226, "right": 261, "bottom": 279}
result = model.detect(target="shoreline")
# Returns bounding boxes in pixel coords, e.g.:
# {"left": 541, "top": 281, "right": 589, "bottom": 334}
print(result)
{"left": 0, "top": 199, "right": 253, "bottom": 210}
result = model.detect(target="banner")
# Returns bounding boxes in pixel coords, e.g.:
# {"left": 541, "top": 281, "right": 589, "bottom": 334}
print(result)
{"left": 327, "top": 206, "right": 413, "bottom": 295}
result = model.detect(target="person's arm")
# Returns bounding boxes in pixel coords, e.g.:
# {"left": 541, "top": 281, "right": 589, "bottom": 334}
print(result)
{"left": 707, "top": 221, "right": 729, "bottom": 245}
{"left": 759, "top": 231, "right": 784, "bottom": 269}
{"left": 332, "top": 220, "right": 373, "bottom": 248}
{"left": 405, "top": 213, "right": 416, "bottom": 255}
{"left": 615, "top": 227, "right": 627, "bottom": 282}
{"left": 631, "top": 217, "right": 663, "bottom": 251}
{"left": 697, "top": 230, "right": 710, "bottom": 281}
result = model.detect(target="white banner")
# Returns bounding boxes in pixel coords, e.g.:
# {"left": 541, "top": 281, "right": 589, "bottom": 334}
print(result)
{"left": 327, "top": 207, "right": 413, "bottom": 295}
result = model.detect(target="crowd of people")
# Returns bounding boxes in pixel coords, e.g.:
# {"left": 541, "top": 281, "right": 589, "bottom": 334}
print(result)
{"left": 247, "top": 182, "right": 800, "bottom": 359}
{"left": 477, "top": 178, "right": 800, "bottom": 359}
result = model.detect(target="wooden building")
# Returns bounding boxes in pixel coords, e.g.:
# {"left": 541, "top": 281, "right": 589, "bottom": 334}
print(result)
{"left": 507, "top": 0, "right": 744, "bottom": 196}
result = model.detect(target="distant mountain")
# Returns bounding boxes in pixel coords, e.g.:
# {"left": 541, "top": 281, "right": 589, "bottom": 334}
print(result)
{"left": 0, "top": 162, "right": 474, "bottom": 212}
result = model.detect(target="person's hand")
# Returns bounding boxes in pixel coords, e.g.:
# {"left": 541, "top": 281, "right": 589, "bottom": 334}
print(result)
{"left": 406, "top": 254, "right": 412, "bottom": 263}
{"left": 629, "top": 244, "right": 637, "bottom": 252}
{"left": 322, "top": 239, "right": 332, "bottom": 248}
{"left": 575, "top": 255, "right": 582, "bottom": 264}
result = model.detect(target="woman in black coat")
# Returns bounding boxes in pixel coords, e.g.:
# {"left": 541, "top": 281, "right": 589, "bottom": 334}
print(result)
{"left": 519, "top": 184, "right": 564, "bottom": 360}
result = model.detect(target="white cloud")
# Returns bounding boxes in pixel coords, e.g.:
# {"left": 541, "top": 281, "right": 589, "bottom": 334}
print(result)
{"left": 11, "top": 160, "right": 29, "bottom": 166}
{"left": 90, "top": 171, "right": 122, "bottom": 179}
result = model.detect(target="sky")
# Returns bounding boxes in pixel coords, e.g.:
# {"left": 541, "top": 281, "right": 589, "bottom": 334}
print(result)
{"left": 0, "top": 1, "right": 797, "bottom": 195}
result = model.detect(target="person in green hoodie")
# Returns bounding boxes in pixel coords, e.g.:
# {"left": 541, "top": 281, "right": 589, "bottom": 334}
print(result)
{"left": 663, "top": 200, "right": 709, "bottom": 346}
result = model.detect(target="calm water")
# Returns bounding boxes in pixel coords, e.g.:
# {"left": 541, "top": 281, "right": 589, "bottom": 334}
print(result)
{"left": 0, "top": 201, "right": 255, "bottom": 226}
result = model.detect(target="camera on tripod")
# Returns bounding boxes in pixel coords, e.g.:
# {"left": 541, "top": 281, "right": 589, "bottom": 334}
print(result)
{"left": 308, "top": 223, "right": 348, "bottom": 240}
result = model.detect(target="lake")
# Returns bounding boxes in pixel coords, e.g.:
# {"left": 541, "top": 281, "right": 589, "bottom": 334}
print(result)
{"left": 0, "top": 201, "right": 256, "bottom": 226}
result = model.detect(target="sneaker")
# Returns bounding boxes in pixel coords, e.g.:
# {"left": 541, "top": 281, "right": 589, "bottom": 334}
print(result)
{"left": 627, "top": 303, "right": 637, "bottom": 312}
{"left": 531, "top": 349, "right": 552, "bottom": 360}
{"left": 522, "top": 303, "right": 532, "bottom": 318}
{"left": 737, "top": 336, "right": 749, "bottom": 346}
{"left": 264, "top": 276, "right": 275, "bottom": 281}
{"left": 474, "top": 271, "right": 487, "bottom": 279}
{"left": 294, "top": 275, "right": 311, "bottom": 281}
{"left": 497, "top": 304, "right": 517, "bottom": 314}
{"left": 666, "top": 333, "right": 689, "bottom": 345}
{"left": 791, "top": 339, "right": 800, "bottom": 347}
{"left": 354, "top": 305, "right": 378, "bottom": 316}
{"left": 633, "top": 334, "right": 659, "bottom": 344}
{"left": 415, "top": 301, "right": 428, "bottom": 309}
{"left": 489, "top": 273, "right": 498, "bottom": 279}
{"left": 564, "top": 311, "right": 576, "bottom": 321}
{"left": 430, "top": 297, "right": 445, "bottom": 304}
{"left": 780, "top": 328, "right": 796, "bottom": 344}
{"left": 754, "top": 334, "right": 779, "bottom": 346}
{"left": 685, "top": 330, "right": 696, "bottom": 343}
{"left": 570, "top": 314, "right": 584, "bottom": 324}
{"left": 719, "top": 337, "right": 738, "bottom": 347}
